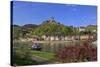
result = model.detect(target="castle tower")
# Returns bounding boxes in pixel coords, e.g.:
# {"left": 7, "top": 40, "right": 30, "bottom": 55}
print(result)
{"left": 48, "top": 17, "right": 55, "bottom": 23}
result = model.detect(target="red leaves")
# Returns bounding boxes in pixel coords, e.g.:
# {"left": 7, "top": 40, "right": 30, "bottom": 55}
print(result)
{"left": 55, "top": 42, "right": 97, "bottom": 63}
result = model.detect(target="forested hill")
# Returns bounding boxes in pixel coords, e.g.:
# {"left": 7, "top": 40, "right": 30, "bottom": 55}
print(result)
{"left": 12, "top": 24, "right": 38, "bottom": 28}
{"left": 32, "top": 20, "right": 73, "bottom": 36}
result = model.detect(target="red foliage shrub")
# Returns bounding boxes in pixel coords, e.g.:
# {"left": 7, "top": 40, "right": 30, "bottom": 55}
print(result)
{"left": 55, "top": 42, "right": 97, "bottom": 63}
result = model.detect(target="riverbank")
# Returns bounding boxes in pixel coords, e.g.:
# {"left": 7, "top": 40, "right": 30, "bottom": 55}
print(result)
{"left": 32, "top": 40, "right": 74, "bottom": 43}
{"left": 13, "top": 40, "right": 84, "bottom": 43}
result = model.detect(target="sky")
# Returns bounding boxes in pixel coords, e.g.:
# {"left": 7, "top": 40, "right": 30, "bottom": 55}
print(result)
{"left": 12, "top": 1, "right": 97, "bottom": 27}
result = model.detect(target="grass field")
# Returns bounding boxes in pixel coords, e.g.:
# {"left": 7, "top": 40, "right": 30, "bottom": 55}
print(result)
{"left": 32, "top": 50, "right": 55, "bottom": 61}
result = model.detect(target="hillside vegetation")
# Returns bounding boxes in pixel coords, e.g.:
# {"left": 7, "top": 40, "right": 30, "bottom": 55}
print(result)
{"left": 12, "top": 19, "right": 97, "bottom": 40}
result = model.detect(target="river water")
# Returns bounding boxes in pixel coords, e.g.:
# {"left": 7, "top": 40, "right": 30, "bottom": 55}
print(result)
{"left": 13, "top": 41, "right": 84, "bottom": 53}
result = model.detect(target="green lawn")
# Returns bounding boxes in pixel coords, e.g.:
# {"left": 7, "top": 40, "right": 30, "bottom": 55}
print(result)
{"left": 32, "top": 50, "right": 55, "bottom": 61}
